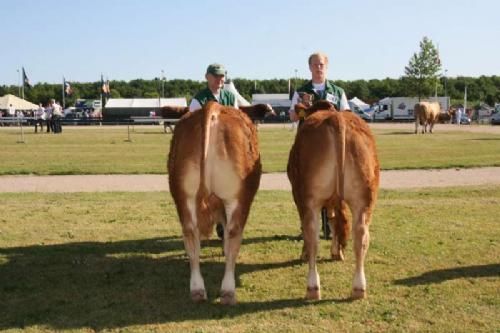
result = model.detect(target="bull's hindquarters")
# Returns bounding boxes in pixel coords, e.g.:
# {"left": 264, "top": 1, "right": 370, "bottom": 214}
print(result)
{"left": 168, "top": 103, "right": 261, "bottom": 305}
{"left": 287, "top": 110, "right": 379, "bottom": 301}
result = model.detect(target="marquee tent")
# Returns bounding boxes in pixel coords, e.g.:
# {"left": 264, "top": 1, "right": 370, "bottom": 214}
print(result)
{"left": 0, "top": 94, "right": 38, "bottom": 110}
{"left": 224, "top": 80, "right": 251, "bottom": 106}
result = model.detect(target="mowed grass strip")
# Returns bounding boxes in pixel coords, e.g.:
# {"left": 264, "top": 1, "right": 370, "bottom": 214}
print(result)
{"left": 1, "top": 125, "right": 499, "bottom": 175}
{"left": 0, "top": 187, "right": 498, "bottom": 332}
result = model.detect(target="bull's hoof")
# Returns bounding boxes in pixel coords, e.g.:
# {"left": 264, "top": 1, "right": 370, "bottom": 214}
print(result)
{"left": 331, "top": 251, "right": 345, "bottom": 261}
{"left": 351, "top": 288, "right": 366, "bottom": 300}
{"left": 220, "top": 290, "right": 237, "bottom": 305}
{"left": 305, "top": 286, "right": 321, "bottom": 300}
{"left": 191, "top": 289, "right": 207, "bottom": 303}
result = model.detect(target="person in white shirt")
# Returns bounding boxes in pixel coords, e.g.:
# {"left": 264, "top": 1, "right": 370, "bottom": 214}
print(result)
{"left": 34, "top": 103, "right": 46, "bottom": 133}
{"left": 50, "top": 99, "right": 63, "bottom": 133}
{"left": 8, "top": 104, "right": 16, "bottom": 117}
{"left": 289, "top": 52, "right": 349, "bottom": 125}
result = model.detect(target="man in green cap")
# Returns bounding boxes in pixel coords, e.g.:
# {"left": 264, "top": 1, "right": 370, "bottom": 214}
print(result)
{"left": 189, "top": 63, "right": 239, "bottom": 240}
{"left": 189, "top": 63, "right": 238, "bottom": 112}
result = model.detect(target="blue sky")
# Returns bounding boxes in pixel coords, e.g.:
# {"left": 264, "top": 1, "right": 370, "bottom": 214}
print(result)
{"left": 2, "top": 0, "right": 499, "bottom": 85}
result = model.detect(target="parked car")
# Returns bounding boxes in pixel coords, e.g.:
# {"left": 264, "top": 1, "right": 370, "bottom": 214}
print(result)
{"left": 352, "top": 109, "right": 373, "bottom": 122}
{"left": 491, "top": 111, "right": 500, "bottom": 125}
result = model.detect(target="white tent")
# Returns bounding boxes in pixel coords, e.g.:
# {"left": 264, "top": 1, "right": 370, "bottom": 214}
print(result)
{"left": 0, "top": 94, "right": 38, "bottom": 110}
{"left": 224, "top": 80, "right": 250, "bottom": 106}
{"left": 348, "top": 96, "right": 370, "bottom": 111}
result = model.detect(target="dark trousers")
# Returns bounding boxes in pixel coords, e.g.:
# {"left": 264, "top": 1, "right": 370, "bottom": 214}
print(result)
{"left": 35, "top": 119, "right": 44, "bottom": 133}
{"left": 46, "top": 118, "right": 52, "bottom": 132}
{"left": 52, "top": 115, "right": 62, "bottom": 133}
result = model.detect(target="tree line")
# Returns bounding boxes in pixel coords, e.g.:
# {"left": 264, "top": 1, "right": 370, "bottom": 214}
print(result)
{"left": 1, "top": 75, "right": 498, "bottom": 108}
{"left": 2, "top": 37, "right": 498, "bottom": 109}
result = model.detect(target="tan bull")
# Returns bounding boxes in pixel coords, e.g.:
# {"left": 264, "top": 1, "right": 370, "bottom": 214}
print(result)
{"left": 287, "top": 102, "right": 380, "bottom": 300}
{"left": 414, "top": 101, "right": 440, "bottom": 134}
{"left": 168, "top": 101, "right": 265, "bottom": 305}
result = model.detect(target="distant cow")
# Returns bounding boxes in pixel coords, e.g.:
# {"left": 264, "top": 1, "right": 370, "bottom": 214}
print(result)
{"left": 414, "top": 101, "right": 440, "bottom": 134}
{"left": 437, "top": 111, "right": 452, "bottom": 124}
{"left": 168, "top": 101, "right": 270, "bottom": 305}
{"left": 158, "top": 106, "right": 189, "bottom": 118}
{"left": 287, "top": 101, "right": 380, "bottom": 300}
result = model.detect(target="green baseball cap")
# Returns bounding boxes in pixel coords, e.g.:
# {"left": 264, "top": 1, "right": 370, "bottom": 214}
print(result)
{"left": 206, "top": 63, "right": 226, "bottom": 76}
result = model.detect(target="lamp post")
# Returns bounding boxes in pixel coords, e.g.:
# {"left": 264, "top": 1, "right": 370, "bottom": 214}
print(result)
{"left": 444, "top": 69, "right": 448, "bottom": 98}
{"left": 161, "top": 70, "right": 165, "bottom": 98}
{"left": 294, "top": 69, "right": 298, "bottom": 93}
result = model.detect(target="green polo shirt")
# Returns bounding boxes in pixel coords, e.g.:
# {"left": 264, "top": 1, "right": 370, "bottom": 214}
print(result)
{"left": 193, "top": 88, "right": 236, "bottom": 107}
{"left": 297, "top": 80, "right": 345, "bottom": 110}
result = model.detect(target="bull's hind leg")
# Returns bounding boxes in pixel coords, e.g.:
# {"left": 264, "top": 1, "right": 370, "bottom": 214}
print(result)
{"left": 330, "top": 201, "right": 350, "bottom": 261}
{"left": 351, "top": 207, "right": 372, "bottom": 300}
{"left": 302, "top": 206, "right": 321, "bottom": 300}
{"left": 180, "top": 198, "right": 207, "bottom": 302}
{"left": 220, "top": 199, "right": 245, "bottom": 305}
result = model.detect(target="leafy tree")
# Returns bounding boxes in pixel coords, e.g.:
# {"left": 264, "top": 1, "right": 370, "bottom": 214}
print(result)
{"left": 403, "top": 36, "right": 442, "bottom": 99}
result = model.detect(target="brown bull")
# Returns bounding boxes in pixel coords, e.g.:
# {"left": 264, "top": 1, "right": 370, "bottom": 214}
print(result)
{"left": 168, "top": 101, "right": 266, "bottom": 305}
{"left": 287, "top": 102, "right": 380, "bottom": 300}
{"left": 414, "top": 101, "right": 440, "bottom": 134}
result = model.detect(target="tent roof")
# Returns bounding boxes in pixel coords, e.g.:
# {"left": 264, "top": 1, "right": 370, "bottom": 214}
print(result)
{"left": 224, "top": 81, "right": 251, "bottom": 106}
{"left": 0, "top": 94, "right": 38, "bottom": 110}
{"left": 348, "top": 96, "right": 370, "bottom": 110}
{"left": 105, "top": 98, "right": 187, "bottom": 108}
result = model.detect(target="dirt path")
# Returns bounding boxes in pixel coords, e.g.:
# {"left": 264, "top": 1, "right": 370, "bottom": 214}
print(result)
{"left": 0, "top": 167, "right": 499, "bottom": 192}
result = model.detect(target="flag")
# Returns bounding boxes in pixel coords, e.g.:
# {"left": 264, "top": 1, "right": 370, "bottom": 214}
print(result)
{"left": 64, "top": 78, "right": 73, "bottom": 96}
{"left": 22, "top": 67, "right": 32, "bottom": 88}
{"left": 101, "top": 74, "right": 110, "bottom": 96}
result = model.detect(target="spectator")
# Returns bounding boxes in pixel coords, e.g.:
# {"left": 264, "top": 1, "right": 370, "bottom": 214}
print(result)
{"left": 51, "top": 99, "right": 63, "bottom": 133}
{"left": 8, "top": 104, "right": 16, "bottom": 117}
{"left": 45, "top": 102, "right": 53, "bottom": 133}
{"left": 34, "top": 103, "right": 46, "bottom": 133}
{"left": 456, "top": 107, "right": 462, "bottom": 125}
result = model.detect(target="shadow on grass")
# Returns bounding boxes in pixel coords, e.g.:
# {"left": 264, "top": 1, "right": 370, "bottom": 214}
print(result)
{"left": 393, "top": 263, "right": 500, "bottom": 286}
{"left": 378, "top": 131, "right": 415, "bottom": 135}
{"left": 468, "top": 138, "right": 500, "bottom": 141}
{"left": 0, "top": 236, "right": 343, "bottom": 331}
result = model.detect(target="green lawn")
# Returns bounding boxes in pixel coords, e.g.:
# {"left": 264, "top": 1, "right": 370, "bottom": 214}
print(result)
{"left": 0, "top": 187, "right": 499, "bottom": 332}
{"left": 1, "top": 125, "right": 499, "bottom": 175}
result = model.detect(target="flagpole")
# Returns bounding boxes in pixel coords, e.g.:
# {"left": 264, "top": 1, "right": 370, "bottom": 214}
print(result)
{"left": 464, "top": 85, "right": 467, "bottom": 114}
{"left": 62, "top": 77, "right": 66, "bottom": 109}
{"left": 17, "top": 69, "right": 21, "bottom": 97}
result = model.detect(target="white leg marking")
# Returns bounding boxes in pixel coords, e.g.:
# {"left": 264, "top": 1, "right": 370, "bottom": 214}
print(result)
{"left": 221, "top": 200, "right": 238, "bottom": 293}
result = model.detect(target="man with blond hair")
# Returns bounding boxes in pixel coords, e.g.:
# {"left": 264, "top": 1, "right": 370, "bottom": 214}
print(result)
{"left": 289, "top": 52, "right": 349, "bottom": 240}
{"left": 289, "top": 52, "right": 349, "bottom": 124}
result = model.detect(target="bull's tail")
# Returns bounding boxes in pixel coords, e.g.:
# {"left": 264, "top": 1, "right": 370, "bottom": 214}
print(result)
{"left": 334, "top": 112, "right": 346, "bottom": 204}
{"left": 331, "top": 112, "right": 349, "bottom": 248}
{"left": 196, "top": 102, "right": 218, "bottom": 238}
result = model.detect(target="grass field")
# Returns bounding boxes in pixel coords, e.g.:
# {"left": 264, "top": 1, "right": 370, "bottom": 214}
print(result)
{"left": 0, "top": 125, "right": 499, "bottom": 175}
{"left": 0, "top": 187, "right": 499, "bottom": 332}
